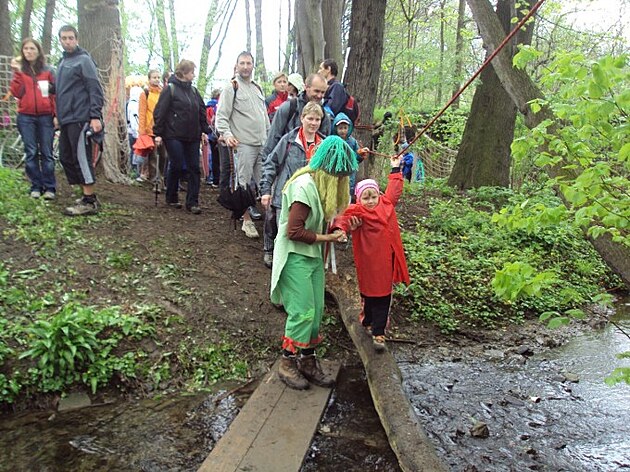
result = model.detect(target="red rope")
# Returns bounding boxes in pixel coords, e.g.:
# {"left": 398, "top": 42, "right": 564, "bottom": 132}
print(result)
{"left": 388, "top": 0, "right": 547, "bottom": 159}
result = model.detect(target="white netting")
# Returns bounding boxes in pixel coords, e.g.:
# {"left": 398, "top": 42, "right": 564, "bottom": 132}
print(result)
{"left": 0, "top": 55, "right": 23, "bottom": 167}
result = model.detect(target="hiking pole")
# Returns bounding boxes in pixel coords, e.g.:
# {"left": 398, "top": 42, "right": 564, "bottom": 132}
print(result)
{"left": 154, "top": 142, "right": 161, "bottom": 207}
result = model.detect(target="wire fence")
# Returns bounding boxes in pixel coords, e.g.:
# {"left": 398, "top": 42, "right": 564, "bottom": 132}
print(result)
{"left": 0, "top": 55, "right": 23, "bottom": 167}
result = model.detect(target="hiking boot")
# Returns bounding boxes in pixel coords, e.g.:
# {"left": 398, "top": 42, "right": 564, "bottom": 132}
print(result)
{"left": 64, "top": 199, "right": 99, "bottom": 216}
{"left": 248, "top": 205, "right": 262, "bottom": 220}
{"left": 187, "top": 205, "right": 201, "bottom": 214}
{"left": 263, "top": 252, "right": 273, "bottom": 269}
{"left": 42, "top": 191, "right": 56, "bottom": 200}
{"left": 242, "top": 220, "right": 259, "bottom": 238}
{"left": 279, "top": 356, "right": 309, "bottom": 390}
{"left": 373, "top": 335, "right": 386, "bottom": 352}
{"left": 167, "top": 202, "right": 182, "bottom": 209}
{"left": 298, "top": 355, "right": 335, "bottom": 388}
{"left": 30, "top": 190, "right": 41, "bottom": 199}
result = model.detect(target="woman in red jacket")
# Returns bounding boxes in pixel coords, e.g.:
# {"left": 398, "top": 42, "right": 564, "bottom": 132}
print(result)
{"left": 333, "top": 155, "right": 410, "bottom": 351}
{"left": 10, "top": 38, "right": 56, "bottom": 199}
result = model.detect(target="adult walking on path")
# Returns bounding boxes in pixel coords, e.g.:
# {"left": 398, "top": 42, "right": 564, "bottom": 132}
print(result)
{"left": 215, "top": 51, "right": 269, "bottom": 238}
{"left": 153, "top": 59, "right": 209, "bottom": 215}
{"left": 55, "top": 25, "right": 104, "bottom": 216}
{"left": 9, "top": 38, "right": 57, "bottom": 200}
{"left": 270, "top": 135, "right": 357, "bottom": 390}
{"left": 138, "top": 69, "right": 167, "bottom": 184}
{"left": 259, "top": 102, "right": 324, "bottom": 269}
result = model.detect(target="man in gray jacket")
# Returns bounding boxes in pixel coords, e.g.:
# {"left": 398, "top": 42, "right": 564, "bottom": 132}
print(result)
{"left": 216, "top": 51, "right": 269, "bottom": 238}
{"left": 56, "top": 25, "right": 104, "bottom": 216}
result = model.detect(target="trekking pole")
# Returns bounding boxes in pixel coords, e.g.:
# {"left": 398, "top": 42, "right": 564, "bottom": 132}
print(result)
{"left": 154, "top": 142, "right": 161, "bottom": 207}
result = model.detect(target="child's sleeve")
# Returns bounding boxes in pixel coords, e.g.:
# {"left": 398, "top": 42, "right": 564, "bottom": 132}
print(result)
{"left": 384, "top": 170, "right": 404, "bottom": 205}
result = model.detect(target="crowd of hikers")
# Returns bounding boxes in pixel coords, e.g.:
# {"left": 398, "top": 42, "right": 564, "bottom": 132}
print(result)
{"left": 10, "top": 25, "right": 414, "bottom": 390}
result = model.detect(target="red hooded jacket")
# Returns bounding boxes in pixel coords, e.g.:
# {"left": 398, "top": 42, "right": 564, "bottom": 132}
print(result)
{"left": 10, "top": 67, "right": 56, "bottom": 116}
{"left": 334, "top": 172, "right": 410, "bottom": 297}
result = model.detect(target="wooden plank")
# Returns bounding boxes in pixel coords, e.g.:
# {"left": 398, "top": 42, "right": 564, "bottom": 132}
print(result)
{"left": 198, "top": 359, "right": 339, "bottom": 472}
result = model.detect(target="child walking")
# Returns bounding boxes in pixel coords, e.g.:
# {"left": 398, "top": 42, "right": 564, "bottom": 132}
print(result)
{"left": 333, "top": 155, "right": 410, "bottom": 351}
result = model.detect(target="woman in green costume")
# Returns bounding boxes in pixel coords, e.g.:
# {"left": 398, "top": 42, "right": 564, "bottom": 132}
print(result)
{"left": 270, "top": 135, "right": 358, "bottom": 390}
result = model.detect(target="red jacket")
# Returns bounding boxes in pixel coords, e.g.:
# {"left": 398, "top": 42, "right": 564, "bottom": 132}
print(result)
{"left": 10, "top": 68, "right": 56, "bottom": 116}
{"left": 334, "top": 172, "right": 410, "bottom": 297}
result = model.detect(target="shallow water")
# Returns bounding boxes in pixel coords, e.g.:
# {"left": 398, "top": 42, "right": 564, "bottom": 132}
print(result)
{"left": 399, "top": 302, "right": 630, "bottom": 471}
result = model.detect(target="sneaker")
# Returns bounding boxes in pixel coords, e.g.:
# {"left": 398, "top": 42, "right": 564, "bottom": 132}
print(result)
{"left": 167, "top": 202, "right": 182, "bottom": 209}
{"left": 278, "top": 356, "right": 309, "bottom": 390}
{"left": 135, "top": 176, "right": 144, "bottom": 182}
{"left": 42, "top": 191, "right": 56, "bottom": 200}
{"left": 248, "top": 205, "right": 262, "bottom": 220}
{"left": 64, "top": 199, "right": 99, "bottom": 216}
{"left": 263, "top": 252, "right": 273, "bottom": 269}
{"left": 242, "top": 220, "right": 259, "bottom": 238}
{"left": 187, "top": 205, "right": 201, "bottom": 214}
{"left": 298, "top": 355, "right": 335, "bottom": 388}
{"left": 30, "top": 190, "right": 41, "bottom": 199}
{"left": 373, "top": 335, "right": 386, "bottom": 352}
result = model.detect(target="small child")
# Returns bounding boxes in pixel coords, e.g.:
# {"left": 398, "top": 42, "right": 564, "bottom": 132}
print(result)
{"left": 332, "top": 113, "right": 368, "bottom": 199}
{"left": 333, "top": 156, "right": 410, "bottom": 351}
{"left": 401, "top": 142, "right": 414, "bottom": 183}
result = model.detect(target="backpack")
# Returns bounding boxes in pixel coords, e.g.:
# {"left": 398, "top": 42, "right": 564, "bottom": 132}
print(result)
{"left": 341, "top": 86, "right": 360, "bottom": 124}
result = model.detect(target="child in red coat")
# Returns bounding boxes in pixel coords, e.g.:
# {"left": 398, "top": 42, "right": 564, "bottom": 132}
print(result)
{"left": 334, "top": 156, "right": 410, "bottom": 351}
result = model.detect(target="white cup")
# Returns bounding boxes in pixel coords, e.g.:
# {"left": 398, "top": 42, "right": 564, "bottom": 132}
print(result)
{"left": 38, "top": 80, "right": 49, "bottom": 98}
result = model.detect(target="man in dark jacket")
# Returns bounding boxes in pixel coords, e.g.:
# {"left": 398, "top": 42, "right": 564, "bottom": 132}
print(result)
{"left": 56, "top": 25, "right": 104, "bottom": 216}
{"left": 318, "top": 59, "right": 347, "bottom": 116}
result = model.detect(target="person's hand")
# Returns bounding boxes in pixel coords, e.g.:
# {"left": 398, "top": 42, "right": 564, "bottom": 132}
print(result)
{"left": 154, "top": 136, "right": 163, "bottom": 147}
{"left": 391, "top": 155, "right": 401, "bottom": 168}
{"left": 358, "top": 147, "right": 370, "bottom": 157}
{"left": 10, "top": 57, "right": 20, "bottom": 72}
{"left": 329, "top": 229, "right": 347, "bottom": 243}
{"left": 53, "top": 117, "right": 59, "bottom": 130}
{"left": 225, "top": 136, "right": 239, "bottom": 148}
{"left": 90, "top": 118, "right": 102, "bottom": 133}
{"left": 261, "top": 194, "right": 272, "bottom": 209}
{"left": 348, "top": 216, "right": 362, "bottom": 231}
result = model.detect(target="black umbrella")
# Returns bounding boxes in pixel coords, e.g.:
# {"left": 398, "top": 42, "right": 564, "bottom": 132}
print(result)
{"left": 216, "top": 146, "right": 256, "bottom": 223}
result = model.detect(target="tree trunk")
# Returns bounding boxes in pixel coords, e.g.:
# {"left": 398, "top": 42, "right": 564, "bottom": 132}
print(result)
{"left": 41, "top": 0, "right": 57, "bottom": 54}
{"left": 168, "top": 0, "right": 179, "bottom": 65}
{"left": 466, "top": 0, "right": 630, "bottom": 287}
{"left": 295, "top": 0, "right": 325, "bottom": 76}
{"left": 21, "top": 0, "right": 34, "bottom": 40}
{"left": 77, "top": 0, "right": 128, "bottom": 184}
{"left": 155, "top": 0, "right": 172, "bottom": 72}
{"left": 198, "top": 0, "right": 219, "bottom": 96}
{"left": 253, "top": 0, "right": 266, "bottom": 79}
{"left": 326, "top": 270, "right": 447, "bottom": 472}
{"left": 245, "top": 0, "right": 252, "bottom": 52}
{"left": 282, "top": 0, "right": 294, "bottom": 72}
{"left": 436, "top": 0, "right": 446, "bottom": 106}
{"left": 322, "top": 0, "right": 343, "bottom": 70}
{"left": 448, "top": 0, "right": 534, "bottom": 189}
{"left": 450, "top": 0, "right": 466, "bottom": 109}
{"left": 344, "top": 0, "right": 386, "bottom": 179}
{"left": 0, "top": 0, "right": 13, "bottom": 55}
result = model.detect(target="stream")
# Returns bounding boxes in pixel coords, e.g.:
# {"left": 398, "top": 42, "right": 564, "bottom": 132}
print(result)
{"left": 1, "top": 301, "right": 628, "bottom": 471}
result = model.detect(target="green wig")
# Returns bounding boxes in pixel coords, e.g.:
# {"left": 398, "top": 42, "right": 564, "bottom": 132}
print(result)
{"left": 308, "top": 135, "right": 358, "bottom": 176}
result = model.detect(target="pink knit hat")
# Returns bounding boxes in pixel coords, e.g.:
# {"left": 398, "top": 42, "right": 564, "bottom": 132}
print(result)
{"left": 355, "top": 179, "right": 380, "bottom": 198}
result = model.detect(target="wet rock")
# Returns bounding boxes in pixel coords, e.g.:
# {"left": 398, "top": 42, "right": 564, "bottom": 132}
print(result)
{"left": 516, "top": 345, "right": 534, "bottom": 356}
{"left": 58, "top": 392, "right": 91, "bottom": 412}
{"left": 504, "top": 395, "right": 525, "bottom": 407}
{"left": 562, "top": 372, "right": 579, "bottom": 383}
{"left": 470, "top": 421, "right": 489, "bottom": 438}
{"left": 484, "top": 349, "right": 505, "bottom": 360}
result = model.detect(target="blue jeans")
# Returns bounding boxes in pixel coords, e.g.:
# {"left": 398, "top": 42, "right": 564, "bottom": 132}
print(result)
{"left": 17, "top": 114, "right": 56, "bottom": 192}
{"left": 164, "top": 139, "right": 200, "bottom": 208}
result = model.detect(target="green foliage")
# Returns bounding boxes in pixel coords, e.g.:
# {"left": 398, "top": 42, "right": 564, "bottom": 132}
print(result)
{"left": 510, "top": 53, "right": 629, "bottom": 247}
{"left": 402, "top": 186, "right": 617, "bottom": 332}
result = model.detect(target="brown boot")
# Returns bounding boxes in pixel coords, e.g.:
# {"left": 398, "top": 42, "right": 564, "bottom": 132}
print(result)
{"left": 298, "top": 355, "right": 335, "bottom": 388}
{"left": 278, "top": 356, "right": 309, "bottom": 390}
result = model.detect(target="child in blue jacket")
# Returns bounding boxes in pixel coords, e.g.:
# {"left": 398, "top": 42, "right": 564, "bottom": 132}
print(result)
{"left": 332, "top": 112, "right": 368, "bottom": 199}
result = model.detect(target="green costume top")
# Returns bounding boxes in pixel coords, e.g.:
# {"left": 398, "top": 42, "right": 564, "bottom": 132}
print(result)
{"left": 270, "top": 173, "right": 325, "bottom": 305}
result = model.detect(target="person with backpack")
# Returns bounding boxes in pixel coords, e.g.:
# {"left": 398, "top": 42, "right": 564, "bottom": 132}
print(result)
{"left": 9, "top": 38, "right": 57, "bottom": 200}
{"left": 138, "top": 69, "right": 167, "bottom": 184}
{"left": 260, "top": 102, "right": 325, "bottom": 268}
{"left": 153, "top": 60, "right": 209, "bottom": 215}
{"left": 215, "top": 51, "right": 269, "bottom": 238}
{"left": 318, "top": 59, "right": 346, "bottom": 117}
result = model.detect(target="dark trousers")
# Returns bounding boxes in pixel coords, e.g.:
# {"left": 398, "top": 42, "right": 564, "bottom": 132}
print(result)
{"left": 218, "top": 143, "right": 232, "bottom": 190}
{"left": 210, "top": 140, "right": 220, "bottom": 185}
{"left": 164, "top": 139, "right": 200, "bottom": 208}
{"left": 361, "top": 293, "right": 392, "bottom": 336}
{"left": 17, "top": 113, "right": 56, "bottom": 192}
{"left": 263, "top": 205, "right": 280, "bottom": 253}
{"left": 59, "top": 122, "right": 95, "bottom": 186}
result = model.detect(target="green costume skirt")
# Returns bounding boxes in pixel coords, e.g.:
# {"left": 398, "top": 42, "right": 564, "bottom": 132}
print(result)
{"left": 279, "top": 252, "right": 325, "bottom": 353}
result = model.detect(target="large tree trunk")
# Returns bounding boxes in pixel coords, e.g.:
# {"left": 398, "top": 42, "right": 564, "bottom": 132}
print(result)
{"left": 448, "top": 0, "right": 534, "bottom": 190}
{"left": 155, "top": 0, "right": 172, "bottom": 72}
{"left": 295, "top": 0, "right": 325, "bottom": 75}
{"left": 466, "top": 0, "right": 630, "bottom": 287}
{"left": 344, "top": 0, "right": 386, "bottom": 179}
{"left": 77, "top": 0, "right": 128, "bottom": 184}
{"left": 0, "top": 0, "right": 13, "bottom": 55}
{"left": 41, "top": 0, "right": 56, "bottom": 54}
{"left": 20, "top": 0, "right": 34, "bottom": 40}
{"left": 322, "top": 0, "right": 343, "bottom": 70}
{"left": 253, "top": 0, "right": 266, "bottom": 79}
